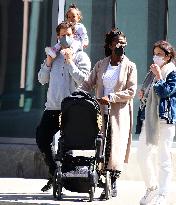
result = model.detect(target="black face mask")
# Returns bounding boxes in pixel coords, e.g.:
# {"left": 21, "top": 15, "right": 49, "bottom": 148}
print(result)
{"left": 114, "top": 46, "right": 124, "bottom": 56}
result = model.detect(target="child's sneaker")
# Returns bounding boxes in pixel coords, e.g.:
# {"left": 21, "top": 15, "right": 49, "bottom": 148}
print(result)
{"left": 45, "top": 47, "right": 57, "bottom": 58}
{"left": 140, "top": 186, "right": 158, "bottom": 205}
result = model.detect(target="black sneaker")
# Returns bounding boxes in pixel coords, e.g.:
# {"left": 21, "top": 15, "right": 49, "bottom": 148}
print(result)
{"left": 99, "top": 189, "right": 106, "bottom": 200}
{"left": 111, "top": 188, "right": 117, "bottom": 197}
{"left": 41, "top": 178, "right": 53, "bottom": 192}
{"left": 111, "top": 180, "right": 117, "bottom": 197}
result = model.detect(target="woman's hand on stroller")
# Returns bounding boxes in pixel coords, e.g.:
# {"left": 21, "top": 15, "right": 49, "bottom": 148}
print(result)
{"left": 97, "top": 96, "right": 110, "bottom": 105}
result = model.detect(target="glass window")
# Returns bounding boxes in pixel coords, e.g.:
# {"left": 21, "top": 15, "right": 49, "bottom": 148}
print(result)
{"left": 0, "top": 0, "right": 52, "bottom": 138}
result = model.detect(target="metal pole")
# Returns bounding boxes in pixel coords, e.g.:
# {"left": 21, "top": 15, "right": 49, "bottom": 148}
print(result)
{"left": 112, "top": 0, "right": 117, "bottom": 28}
{"left": 24, "top": 0, "right": 43, "bottom": 112}
{"left": 58, "top": 0, "right": 66, "bottom": 24}
{"left": 19, "top": 0, "right": 30, "bottom": 107}
{"left": 51, "top": 0, "right": 66, "bottom": 46}
{"left": 164, "top": 0, "right": 168, "bottom": 41}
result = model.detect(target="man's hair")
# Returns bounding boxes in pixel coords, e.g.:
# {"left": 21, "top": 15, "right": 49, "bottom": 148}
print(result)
{"left": 56, "top": 21, "right": 75, "bottom": 36}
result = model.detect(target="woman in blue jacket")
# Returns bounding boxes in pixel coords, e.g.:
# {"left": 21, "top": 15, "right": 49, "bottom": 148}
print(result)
{"left": 137, "top": 40, "right": 176, "bottom": 205}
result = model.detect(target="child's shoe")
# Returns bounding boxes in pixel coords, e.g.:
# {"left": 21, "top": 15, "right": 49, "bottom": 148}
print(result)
{"left": 45, "top": 47, "right": 57, "bottom": 58}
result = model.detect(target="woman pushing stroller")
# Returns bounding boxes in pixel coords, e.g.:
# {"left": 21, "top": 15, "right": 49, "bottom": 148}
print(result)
{"left": 79, "top": 28, "right": 137, "bottom": 198}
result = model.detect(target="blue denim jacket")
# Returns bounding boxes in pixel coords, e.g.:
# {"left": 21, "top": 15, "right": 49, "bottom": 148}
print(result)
{"left": 153, "top": 70, "right": 176, "bottom": 123}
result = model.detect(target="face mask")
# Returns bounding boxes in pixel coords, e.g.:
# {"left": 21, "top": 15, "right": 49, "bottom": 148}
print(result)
{"left": 114, "top": 46, "right": 124, "bottom": 56}
{"left": 60, "top": 35, "right": 73, "bottom": 48}
{"left": 153, "top": 55, "right": 165, "bottom": 67}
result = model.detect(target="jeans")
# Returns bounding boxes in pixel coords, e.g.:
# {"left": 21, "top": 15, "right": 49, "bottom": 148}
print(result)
{"left": 137, "top": 120, "right": 175, "bottom": 196}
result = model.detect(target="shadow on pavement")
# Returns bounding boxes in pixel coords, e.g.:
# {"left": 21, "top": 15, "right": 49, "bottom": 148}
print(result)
{"left": 0, "top": 193, "right": 101, "bottom": 204}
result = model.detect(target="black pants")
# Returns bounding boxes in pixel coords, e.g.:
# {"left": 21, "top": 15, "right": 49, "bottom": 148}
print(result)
{"left": 36, "top": 110, "right": 61, "bottom": 176}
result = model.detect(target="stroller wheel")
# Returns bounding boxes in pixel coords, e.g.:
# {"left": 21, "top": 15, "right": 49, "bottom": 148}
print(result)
{"left": 89, "top": 186, "right": 94, "bottom": 202}
{"left": 105, "top": 171, "right": 111, "bottom": 200}
{"left": 53, "top": 169, "right": 62, "bottom": 200}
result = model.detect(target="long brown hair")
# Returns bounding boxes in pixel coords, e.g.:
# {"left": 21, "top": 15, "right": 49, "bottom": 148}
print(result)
{"left": 153, "top": 40, "right": 176, "bottom": 64}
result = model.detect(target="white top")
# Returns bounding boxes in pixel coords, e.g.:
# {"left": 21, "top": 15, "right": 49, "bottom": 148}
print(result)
{"left": 102, "top": 62, "right": 121, "bottom": 113}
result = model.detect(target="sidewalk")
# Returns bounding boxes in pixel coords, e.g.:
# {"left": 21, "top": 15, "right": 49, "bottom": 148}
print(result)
{"left": 0, "top": 178, "right": 176, "bottom": 205}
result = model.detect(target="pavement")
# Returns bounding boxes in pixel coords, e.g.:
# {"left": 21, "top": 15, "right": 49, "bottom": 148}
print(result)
{"left": 0, "top": 178, "right": 176, "bottom": 205}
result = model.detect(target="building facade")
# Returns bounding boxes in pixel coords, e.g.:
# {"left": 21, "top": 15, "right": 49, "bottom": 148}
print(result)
{"left": 0, "top": 0, "right": 176, "bottom": 177}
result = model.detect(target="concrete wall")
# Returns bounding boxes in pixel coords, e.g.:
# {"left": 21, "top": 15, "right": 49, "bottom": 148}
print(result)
{"left": 0, "top": 138, "right": 48, "bottom": 178}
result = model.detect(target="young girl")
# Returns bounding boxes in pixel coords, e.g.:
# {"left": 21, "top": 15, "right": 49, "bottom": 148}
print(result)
{"left": 45, "top": 4, "right": 89, "bottom": 58}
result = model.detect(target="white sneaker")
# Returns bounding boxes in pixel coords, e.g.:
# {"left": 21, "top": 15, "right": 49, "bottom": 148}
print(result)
{"left": 150, "top": 194, "right": 166, "bottom": 205}
{"left": 140, "top": 186, "right": 158, "bottom": 205}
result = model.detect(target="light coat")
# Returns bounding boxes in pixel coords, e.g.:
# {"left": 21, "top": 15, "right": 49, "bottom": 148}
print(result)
{"left": 80, "top": 55, "right": 137, "bottom": 171}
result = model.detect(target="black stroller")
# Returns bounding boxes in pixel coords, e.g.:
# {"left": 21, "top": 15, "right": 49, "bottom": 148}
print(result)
{"left": 52, "top": 91, "right": 112, "bottom": 201}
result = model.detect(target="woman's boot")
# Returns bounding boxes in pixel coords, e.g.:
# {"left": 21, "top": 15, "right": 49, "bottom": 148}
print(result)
{"left": 111, "top": 170, "right": 121, "bottom": 197}
{"left": 111, "top": 176, "right": 117, "bottom": 197}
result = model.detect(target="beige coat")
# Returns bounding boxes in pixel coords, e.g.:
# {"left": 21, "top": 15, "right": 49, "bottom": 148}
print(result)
{"left": 80, "top": 55, "right": 137, "bottom": 171}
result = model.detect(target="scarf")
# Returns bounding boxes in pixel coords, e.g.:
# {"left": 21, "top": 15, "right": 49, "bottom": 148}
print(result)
{"left": 139, "top": 71, "right": 155, "bottom": 110}
{"left": 145, "top": 62, "right": 176, "bottom": 145}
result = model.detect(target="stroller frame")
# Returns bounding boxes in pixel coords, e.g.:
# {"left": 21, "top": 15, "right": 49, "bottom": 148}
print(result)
{"left": 52, "top": 91, "right": 112, "bottom": 201}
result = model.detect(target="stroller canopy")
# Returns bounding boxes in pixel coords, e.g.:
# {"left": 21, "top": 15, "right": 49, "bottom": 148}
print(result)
{"left": 60, "top": 90, "right": 100, "bottom": 150}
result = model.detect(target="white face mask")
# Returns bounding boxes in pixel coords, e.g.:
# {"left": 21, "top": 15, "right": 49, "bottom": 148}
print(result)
{"left": 153, "top": 55, "right": 165, "bottom": 67}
